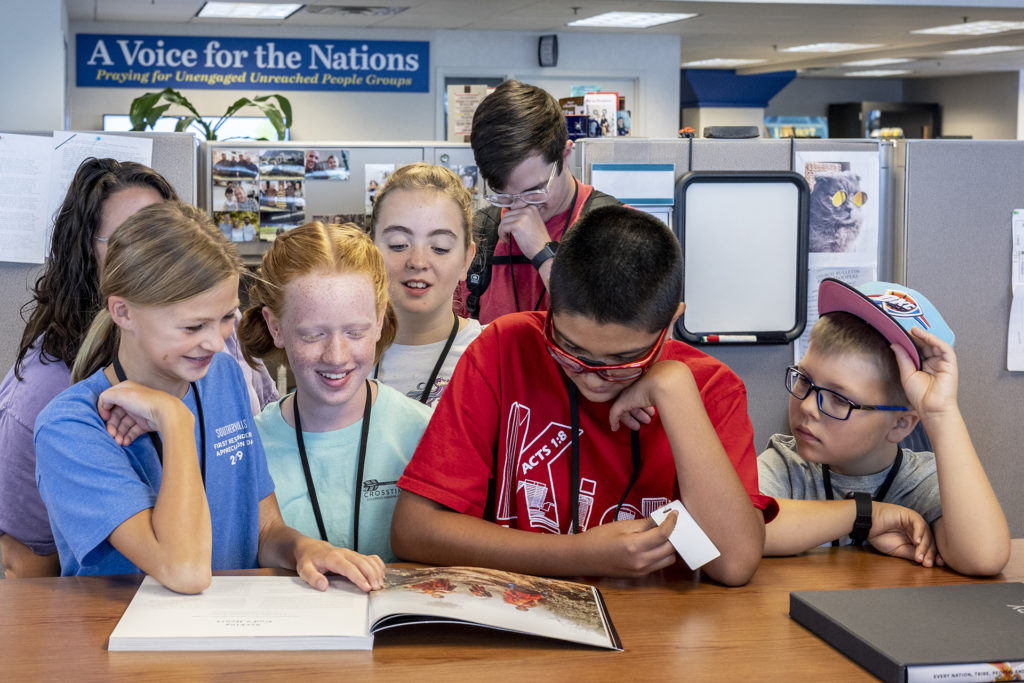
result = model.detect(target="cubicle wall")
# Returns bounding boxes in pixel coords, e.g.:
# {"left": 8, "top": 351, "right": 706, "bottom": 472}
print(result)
{"left": 577, "top": 138, "right": 894, "bottom": 465}
{"left": 897, "top": 140, "right": 1024, "bottom": 535}
{"left": 0, "top": 131, "right": 197, "bottom": 382}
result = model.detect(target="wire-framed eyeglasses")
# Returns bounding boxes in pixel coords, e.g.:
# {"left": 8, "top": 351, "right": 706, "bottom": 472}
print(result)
{"left": 484, "top": 163, "right": 557, "bottom": 208}
{"left": 543, "top": 312, "right": 668, "bottom": 382}
{"left": 784, "top": 366, "right": 907, "bottom": 421}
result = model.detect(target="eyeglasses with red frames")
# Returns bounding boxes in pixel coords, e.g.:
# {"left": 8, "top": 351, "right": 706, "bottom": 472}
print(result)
{"left": 543, "top": 312, "right": 669, "bottom": 382}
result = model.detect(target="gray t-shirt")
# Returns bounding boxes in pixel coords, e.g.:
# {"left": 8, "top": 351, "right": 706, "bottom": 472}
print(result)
{"left": 758, "top": 433, "right": 942, "bottom": 546}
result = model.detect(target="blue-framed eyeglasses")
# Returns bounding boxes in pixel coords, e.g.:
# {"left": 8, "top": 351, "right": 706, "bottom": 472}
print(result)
{"left": 784, "top": 366, "right": 908, "bottom": 421}
{"left": 484, "top": 163, "right": 557, "bottom": 208}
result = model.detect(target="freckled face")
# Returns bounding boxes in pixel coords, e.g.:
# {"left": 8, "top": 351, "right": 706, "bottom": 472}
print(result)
{"left": 264, "top": 272, "right": 383, "bottom": 411}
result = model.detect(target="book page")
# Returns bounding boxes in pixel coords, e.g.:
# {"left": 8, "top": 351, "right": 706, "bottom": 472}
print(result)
{"left": 369, "top": 566, "right": 618, "bottom": 650}
{"left": 110, "top": 575, "right": 370, "bottom": 647}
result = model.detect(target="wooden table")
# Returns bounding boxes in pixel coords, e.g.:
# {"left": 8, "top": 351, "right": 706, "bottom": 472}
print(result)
{"left": 3, "top": 540, "right": 1023, "bottom": 681}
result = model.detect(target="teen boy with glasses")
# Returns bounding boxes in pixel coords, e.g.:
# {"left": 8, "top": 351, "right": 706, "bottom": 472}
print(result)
{"left": 463, "top": 80, "right": 621, "bottom": 324}
{"left": 392, "top": 206, "right": 778, "bottom": 586}
{"left": 757, "top": 279, "right": 1009, "bottom": 576}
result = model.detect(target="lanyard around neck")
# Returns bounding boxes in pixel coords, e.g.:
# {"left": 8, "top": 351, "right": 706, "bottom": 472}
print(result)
{"left": 565, "top": 379, "right": 641, "bottom": 534}
{"left": 822, "top": 449, "right": 903, "bottom": 546}
{"left": 292, "top": 379, "right": 372, "bottom": 551}
{"left": 374, "top": 312, "right": 459, "bottom": 404}
{"left": 111, "top": 355, "right": 206, "bottom": 485}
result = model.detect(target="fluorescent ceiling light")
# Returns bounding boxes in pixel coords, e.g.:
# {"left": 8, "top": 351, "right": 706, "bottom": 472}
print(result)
{"left": 842, "top": 57, "right": 912, "bottom": 67}
{"left": 845, "top": 69, "right": 910, "bottom": 77}
{"left": 567, "top": 12, "right": 697, "bottom": 29}
{"left": 197, "top": 2, "right": 303, "bottom": 20}
{"left": 781, "top": 42, "right": 882, "bottom": 53}
{"left": 912, "top": 20, "right": 1024, "bottom": 36}
{"left": 681, "top": 58, "right": 766, "bottom": 68}
{"left": 943, "top": 45, "right": 1024, "bottom": 56}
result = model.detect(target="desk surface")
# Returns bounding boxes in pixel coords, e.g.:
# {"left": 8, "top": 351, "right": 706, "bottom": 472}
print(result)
{"left": 3, "top": 540, "right": 1023, "bottom": 681}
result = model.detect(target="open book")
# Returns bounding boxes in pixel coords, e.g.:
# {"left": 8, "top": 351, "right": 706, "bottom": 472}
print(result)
{"left": 109, "top": 566, "right": 622, "bottom": 651}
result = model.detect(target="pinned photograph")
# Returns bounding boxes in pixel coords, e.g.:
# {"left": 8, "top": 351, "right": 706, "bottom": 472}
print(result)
{"left": 305, "top": 149, "right": 351, "bottom": 180}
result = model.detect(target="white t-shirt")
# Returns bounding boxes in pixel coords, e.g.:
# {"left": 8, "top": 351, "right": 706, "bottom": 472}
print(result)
{"left": 375, "top": 318, "right": 483, "bottom": 407}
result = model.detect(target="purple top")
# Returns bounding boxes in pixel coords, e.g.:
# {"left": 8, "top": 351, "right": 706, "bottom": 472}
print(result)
{"left": 0, "top": 328, "right": 278, "bottom": 555}
{"left": 0, "top": 343, "right": 70, "bottom": 553}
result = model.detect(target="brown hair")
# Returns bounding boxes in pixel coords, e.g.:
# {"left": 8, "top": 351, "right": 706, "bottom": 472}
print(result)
{"left": 239, "top": 222, "right": 397, "bottom": 368}
{"left": 71, "top": 201, "right": 241, "bottom": 382}
{"left": 16, "top": 158, "right": 177, "bottom": 379}
{"left": 808, "top": 311, "right": 907, "bottom": 405}
{"left": 470, "top": 80, "right": 568, "bottom": 191}
{"left": 369, "top": 162, "right": 475, "bottom": 252}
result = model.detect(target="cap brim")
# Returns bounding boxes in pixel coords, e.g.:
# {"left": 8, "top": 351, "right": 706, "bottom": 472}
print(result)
{"left": 817, "top": 278, "right": 921, "bottom": 369}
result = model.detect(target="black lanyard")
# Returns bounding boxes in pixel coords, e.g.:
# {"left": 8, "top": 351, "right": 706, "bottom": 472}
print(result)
{"left": 822, "top": 449, "right": 903, "bottom": 546}
{"left": 292, "top": 380, "right": 372, "bottom": 551}
{"left": 565, "top": 379, "right": 641, "bottom": 534}
{"left": 374, "top": 312, "right": 459, "bottom": 404}
{"left": 509, "top": 177, "right": 579, "bottom": 313}
{"left": 111, "top": 356, "right": 206, "bottom": 485}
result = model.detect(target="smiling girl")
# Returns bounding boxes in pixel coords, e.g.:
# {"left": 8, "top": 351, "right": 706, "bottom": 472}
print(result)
{"left": 240, "top": 222, "right": 431, "bottom": 562}
{"left": 34, "top": 203, "right": 383, "bottom": 594}
{"left": 369, "top": 163, "right": 481, "bottom": 406}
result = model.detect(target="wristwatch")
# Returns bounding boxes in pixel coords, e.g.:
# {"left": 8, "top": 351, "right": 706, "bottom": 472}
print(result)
{"left": 530, "top": 241, "right": 558, "bottom": 270}
{"left": 848, "top": 491, "right": 872, "bottom": 546}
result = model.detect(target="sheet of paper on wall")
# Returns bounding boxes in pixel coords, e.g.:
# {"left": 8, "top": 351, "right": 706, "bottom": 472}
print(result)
{"left": 0, "top": 133, "right": 55, "bottom": 264}
{"left": 794, "top": 265, "right": 877, "bottom": 364}
{"left": 1006, "top": 210, "right": 1024, "bottom": 370}
{"left": 590, "top": 163, "right": 674, "bottom": 227}
{"left": 48, "top": 132, "right": 153, "bottom": 251}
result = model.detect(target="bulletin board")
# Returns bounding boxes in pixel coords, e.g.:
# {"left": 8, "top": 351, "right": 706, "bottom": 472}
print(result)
{"left": 675, "top": 171, "right": 809, "bottom": 344}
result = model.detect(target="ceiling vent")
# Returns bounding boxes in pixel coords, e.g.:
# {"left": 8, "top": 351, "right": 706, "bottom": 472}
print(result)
{"left": 304, "top": 5, "right": 408, "bottom": 16}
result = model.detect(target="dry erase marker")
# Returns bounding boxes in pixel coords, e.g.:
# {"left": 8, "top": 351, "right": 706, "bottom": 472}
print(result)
{"left": 700, "top": 334, "right": 758, "bottom": 343}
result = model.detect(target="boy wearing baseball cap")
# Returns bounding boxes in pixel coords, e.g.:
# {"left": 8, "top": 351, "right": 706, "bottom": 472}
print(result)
{"left": 758, "top": 278, "right": 1009, "bottom": 576}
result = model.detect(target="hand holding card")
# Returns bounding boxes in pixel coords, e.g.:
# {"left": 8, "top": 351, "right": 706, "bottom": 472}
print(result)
{"left": 650, "top": 499, "right": 721, "bottom": 569}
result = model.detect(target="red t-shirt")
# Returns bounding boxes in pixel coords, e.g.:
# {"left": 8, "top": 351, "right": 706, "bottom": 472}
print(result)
{"left": 459, "top": 183, "right": 596, "bottom": 325}
{"left": 398, "top": 312, "right": 778, "bottom": 533}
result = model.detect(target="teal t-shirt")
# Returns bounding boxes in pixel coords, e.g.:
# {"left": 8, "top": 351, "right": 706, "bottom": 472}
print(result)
{"left": 256, "top": 380, "right": 431, "bottom": 562}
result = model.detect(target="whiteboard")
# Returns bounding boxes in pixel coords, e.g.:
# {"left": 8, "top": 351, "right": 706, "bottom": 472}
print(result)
{"left": 675, "top": 172, "right": 808, "bottom": 344}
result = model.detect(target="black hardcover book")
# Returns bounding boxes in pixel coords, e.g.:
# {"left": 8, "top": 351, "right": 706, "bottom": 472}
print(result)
{"left": 790, "top": 582, "right": 1024, "bottom": 683}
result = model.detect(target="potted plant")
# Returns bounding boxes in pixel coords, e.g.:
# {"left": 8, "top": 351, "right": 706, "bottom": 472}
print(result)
{"left": 129, "top": 87, "right": 292, "bottom": 141}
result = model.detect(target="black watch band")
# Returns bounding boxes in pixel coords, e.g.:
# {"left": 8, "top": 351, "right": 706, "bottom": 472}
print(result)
{"left": 530, "top": 241, "right": 558, "bottom": 270}
{"left": 849, "top": 491, "right": 872, "bottom": 546}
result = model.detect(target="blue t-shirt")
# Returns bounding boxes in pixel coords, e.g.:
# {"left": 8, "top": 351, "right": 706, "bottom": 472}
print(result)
{"left": 34, "top": 353, "right": 274, "bottom": 577}
{"left": 255, "top": 381, "right": 431, "bottom": 562}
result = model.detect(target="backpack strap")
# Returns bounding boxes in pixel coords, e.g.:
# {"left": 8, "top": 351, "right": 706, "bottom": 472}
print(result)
{"left": 464, "top": 188, "right": 623, "bottom": 320}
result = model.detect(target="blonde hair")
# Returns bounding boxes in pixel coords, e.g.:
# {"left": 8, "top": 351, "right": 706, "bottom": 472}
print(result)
{"left": 808, "top": 312, "right": 907, "bottom": 406}
{"left": 369, "top": 162, "right": 475, "bottom": 252}
{"left": 71, "top": 201, "right": 242, "bottom": 382}
{"left": 239, "top": 222, "right": 397, "bottom": 368}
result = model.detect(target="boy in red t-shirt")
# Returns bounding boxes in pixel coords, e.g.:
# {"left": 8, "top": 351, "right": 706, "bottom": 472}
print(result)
{"left": 392, "top": 206, "right": 777, "bottom": 585}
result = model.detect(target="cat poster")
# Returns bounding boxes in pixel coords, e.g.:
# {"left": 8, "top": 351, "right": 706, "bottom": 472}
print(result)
{"left": 793, "top": 149, "right": 881, "bottom": 361}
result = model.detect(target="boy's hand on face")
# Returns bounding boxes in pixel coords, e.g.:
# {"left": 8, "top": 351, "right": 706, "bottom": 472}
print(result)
{"left": 891, "top": 326, "right": 960, "bottom": 421}
{"left": 576, "top": 512, "right": 679, "bottom": 578}
{"left": 609, "top": 361, "right": 694, "bottom": 432}
{"left": 868, "top": 501, "right": 941, "bottom": 567}
{"left": 498, "top": 205, "right": 550, "bottom": 259}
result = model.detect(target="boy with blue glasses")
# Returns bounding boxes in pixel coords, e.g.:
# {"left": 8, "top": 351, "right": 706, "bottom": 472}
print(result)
{"left": 758, "top": 278, "right": 1009, "bottom": 575}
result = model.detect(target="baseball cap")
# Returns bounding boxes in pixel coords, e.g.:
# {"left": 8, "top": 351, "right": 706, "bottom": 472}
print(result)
{"left": 817, "top": 278, "right": 955, "bottom": 370}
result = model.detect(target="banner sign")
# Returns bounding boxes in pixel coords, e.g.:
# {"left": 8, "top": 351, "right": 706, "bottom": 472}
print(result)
{"left": 76, "top": 34, "right": 429, "bottom": 92}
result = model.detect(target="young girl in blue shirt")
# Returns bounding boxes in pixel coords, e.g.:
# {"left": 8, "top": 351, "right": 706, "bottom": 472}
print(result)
{"left": 34, "top": 201, "right": 384, "bottom": 594}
